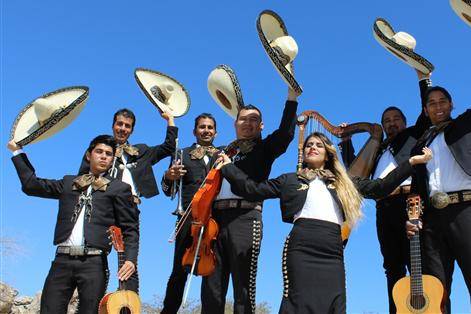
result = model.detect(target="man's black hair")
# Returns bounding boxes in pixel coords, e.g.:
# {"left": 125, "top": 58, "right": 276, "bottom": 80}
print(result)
{"left": 381, "top": 106, "right": 407, "bottom": 125}
{"left": 236, "top": 104, "right": 263, "bottom": 121}
{"left": 194, "top": 113, "right": 217, "bottom": 131}
{"left": 423, "top": 86, "right": 452, "bottom": 105}
{"left": 113, "top": 108, "right": 136, "bottom": 129}
{"left": 87, "top": 135, "right": 117, "bottom": 155}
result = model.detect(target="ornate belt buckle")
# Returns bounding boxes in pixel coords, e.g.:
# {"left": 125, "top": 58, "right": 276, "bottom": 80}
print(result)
{"left": 69, "top": 246, "right": 85, "bottom": 256}
{"left": 229, "top": 200, "right": 238, "bottom": 208}
{"left": 431, "top": 192, "right": 450, "bottom": 209}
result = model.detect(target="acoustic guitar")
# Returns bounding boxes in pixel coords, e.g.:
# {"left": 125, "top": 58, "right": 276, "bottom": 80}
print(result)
{"left": 392, "top": 195, "right": 445, "bottom": 313}
{"left": 99, "top": 226, "right": 141, "bottom": 314}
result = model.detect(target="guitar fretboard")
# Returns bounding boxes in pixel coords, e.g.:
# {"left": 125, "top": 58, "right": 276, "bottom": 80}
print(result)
{"left": 409, "top": 219, "right": 423, "bottom": 296}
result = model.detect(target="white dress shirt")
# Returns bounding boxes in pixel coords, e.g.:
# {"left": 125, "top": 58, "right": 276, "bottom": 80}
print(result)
{"left": 294, "top": 178, "right": 344, "bottom": 225}
{"left": 427, "top": 133, "right": 471, "bottom": 196}
{"left": 373, "top": 149, "right": 411, "bottom": 186}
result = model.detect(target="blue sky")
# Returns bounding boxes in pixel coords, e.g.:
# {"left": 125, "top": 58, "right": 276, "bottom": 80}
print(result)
{"left": 1, "top": 1, "right": 470, "bottom": 312}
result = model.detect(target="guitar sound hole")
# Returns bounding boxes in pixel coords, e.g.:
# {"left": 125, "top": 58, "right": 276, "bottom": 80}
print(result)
{"left": 410, "top": 295, "right": 426, "bottom": 310}
{"left": 120, "top": 307, "right": 131, "bottom": 314}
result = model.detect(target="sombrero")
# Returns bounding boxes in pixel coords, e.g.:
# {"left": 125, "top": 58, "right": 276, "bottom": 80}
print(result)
{"left": 373, "top": 18, "right": 434, "bottom": 74}
{"left": 257, "top": 10, "right": 303, "bottom": 94}
{"left": 134, "top": 68, "right": 190, "bottom": 117}
{"left": 450, "top": 0, "right": 471, "bottom": 27}
{"left": 207, "top": 65, "right": 244, "bottom": 119}
{"left": 10, "top": 86, "right": 89, "bottom": 146}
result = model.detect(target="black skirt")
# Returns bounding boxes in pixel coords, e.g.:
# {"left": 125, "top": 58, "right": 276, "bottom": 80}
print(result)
{"left": 279, "top": 218, "right": 346, "bottom": 314}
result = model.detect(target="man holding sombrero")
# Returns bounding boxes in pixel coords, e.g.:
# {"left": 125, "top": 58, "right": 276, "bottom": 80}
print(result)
{"left": 78, "top": 69, "right": 187, "bottom": 293}
{"left": 201, "top": 10, "right": 302, "bottom": 313}
{"left": 340, "top": 19, "right": 435, "bottom": 313}
{"left": 8, "top": 87, "right": 139, "bottom": 313}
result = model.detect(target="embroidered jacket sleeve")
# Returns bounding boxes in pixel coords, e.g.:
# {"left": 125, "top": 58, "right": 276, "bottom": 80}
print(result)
{"left": 353, "top": 160, "right": 413, "bottom": 199}
{"left": 12, "top": 153, "right": 64, "bottom": 199}
{"left": 148, "top": 126, "right": 178, "bottom": 165}
{"left": 262, "top": 100, "right": 297, "bottom": 159}
{"left": 221, "top": 163, "right": 285, "bottom": 201}
{"left": 113, "top": 183, "right": 139, "bottom": 264}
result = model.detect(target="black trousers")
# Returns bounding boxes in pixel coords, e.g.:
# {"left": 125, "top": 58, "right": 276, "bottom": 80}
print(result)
{"left": 375, "top": 195, "right": 411, "bottom": 313}
{"left": 40, "top": 254, "right": 109, "bottom": 313}
{"left": 422, "top": 201, "right": 471, "bottom": 314}
{"left": 161, "top": 215, "right": 192, "bottom": 314}
{"left": 201, "top": 208, "right": 262, "bottom": 314}
{"left": 279, "top": 218, "right": 345, "bottom": 314}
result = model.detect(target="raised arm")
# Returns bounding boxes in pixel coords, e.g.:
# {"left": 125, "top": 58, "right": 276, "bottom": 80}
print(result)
{"left": 148, "top": 112, "right": 178, "bottom": 165}
{"left": 8, "top": 141, "right": 64, "bottom": 199}
{"left": 263, "top": 88, "right": 299, "bottom": 159}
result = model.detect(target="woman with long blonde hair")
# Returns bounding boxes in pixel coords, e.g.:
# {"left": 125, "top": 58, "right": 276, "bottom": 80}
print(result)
{"left": 217, "top": 132, "right": 432, "bottom": 313}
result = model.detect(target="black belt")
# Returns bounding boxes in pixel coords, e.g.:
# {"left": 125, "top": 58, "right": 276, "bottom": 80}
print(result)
{"left": 430, "top": 190, "right": 471, "bottom": 209}
{"left": 56, "top": 246, "right": 104, "bottom": 256}
{"left": 213, "top": 199, "right": 262, "bottom": 211}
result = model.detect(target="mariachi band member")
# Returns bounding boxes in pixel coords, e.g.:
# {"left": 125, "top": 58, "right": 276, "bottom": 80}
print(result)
{"left": 160, "top": 113, "right": 219, "bottom": 314}
{"left": 200, "top": 88, "right": 299, "bottom": 314}
{"left": 8, "top": 135, "right": 139, "bottom": 313}
{"left": 217, "top": 132, "right": 433, "bottom": 313}
{"left": 408, "top": 86, "right": 471, "bottom": 313}
{"left": 340, "top": 70, "right": 432, "bottom": 313}
{"left": 78, "top": 108, "right": 177, "bottom": 293}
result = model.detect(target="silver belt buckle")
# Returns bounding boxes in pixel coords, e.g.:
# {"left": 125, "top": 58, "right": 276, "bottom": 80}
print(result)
{"left": 69, "top": 246, "right": 85, "bottom": 256}
{"left": 229, "top": 200, "right": 238, "bottom": 208}
{"left": 431, "top": 192, "right": 450, "bottom": 209}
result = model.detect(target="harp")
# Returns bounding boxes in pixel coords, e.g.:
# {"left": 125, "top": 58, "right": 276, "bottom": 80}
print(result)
{"left": 296, "top": 110, "right": 383, "bottom": 242}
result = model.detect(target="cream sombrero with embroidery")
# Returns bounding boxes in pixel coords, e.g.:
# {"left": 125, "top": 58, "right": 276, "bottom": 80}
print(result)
{"left": 450, "top": 0, "right": 471, "bottom": 27}
{"left": 257, "top": 10, "right": 303, "bottom": 94}
{"left": 134, "top": 68, "right": 190, "bottom": 117}
{"left": 373, "top": 18, "right": 434, "bottom": 74}
{"left": 10, "top": 86, "right": 89, "bottom": 146}
{"left": 207, "top": 65, "right": 244, "bottom": 119}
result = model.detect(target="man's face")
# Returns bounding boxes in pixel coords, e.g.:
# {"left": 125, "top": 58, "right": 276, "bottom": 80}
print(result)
{"left": 235, "top": 109, "right": 264, "bottom": 140}
{"left": 113, "top": 115, "right": 134, "bottom": 144}
{"left": 425, "top": 91, "right": 452, "bottom": 125}
{"left": 194, "top": 117, "right": 217, "bottom": 146}
{"left": 382, "top": 109, "right": 406, "bottom": 139}
{"left": 86, "top": 143, "right": 114, "bottom": 175}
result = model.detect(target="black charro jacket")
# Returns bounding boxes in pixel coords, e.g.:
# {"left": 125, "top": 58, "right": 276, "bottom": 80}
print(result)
{"left": 220, "top": 100, "right": 297, "bottom": 187}
{"left": 79, "top": 126, "right": 178, "bottom": 198}
{"left": 411, "top": 109, "right": 471, "bottom": 207}
{"left": 13, "top": 153, "right": 139, "bottom": 264}
{"left": 221, "top": 160, "right": 414, "bottom": 224}
{"left": 161, "top": 144, "right": 216, "bottom": 210}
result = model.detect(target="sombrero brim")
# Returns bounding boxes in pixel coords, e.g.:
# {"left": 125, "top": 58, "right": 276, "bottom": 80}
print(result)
{"left": 134, "top": 68, "right": 190, "bottom": 117}
{"left": 257, "top": 10, "right": 303, "bottom": 94}
{"left": 373, "top": 18, "right": 435, "bottom": 74}
{"left": 10, "top": 86, "right": 88, "bottom": 146}
{"left": 207, "top": 65, "right": 244, "bottom": 119}
{"left": 450, "top": 0, "right": 471, "bottom": 27}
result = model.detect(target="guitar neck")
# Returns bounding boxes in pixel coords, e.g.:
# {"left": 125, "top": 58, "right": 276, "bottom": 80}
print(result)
{"left": 409, "top": 220, "right": 423, "bottom": 296}
{"left": 118, "top": 251, "right": 126, "bottom": 291}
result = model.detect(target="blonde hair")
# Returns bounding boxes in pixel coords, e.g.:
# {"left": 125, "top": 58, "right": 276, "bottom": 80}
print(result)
{"left": 303, "top": 132, "right": 363, "bottom": 227}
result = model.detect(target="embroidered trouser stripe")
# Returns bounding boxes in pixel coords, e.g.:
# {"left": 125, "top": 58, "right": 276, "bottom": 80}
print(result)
{"left": 282, "top": 235, "right": 290, "bottom": 298}
{"left": 249, "top": 220, "right": 262, "bottom": 313}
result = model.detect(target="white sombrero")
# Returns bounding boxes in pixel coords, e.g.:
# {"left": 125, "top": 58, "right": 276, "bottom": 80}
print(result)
{"left": 134, "top": 68, "right": 190, "bottom": 117}
{"left": 257, "top": 10, "right": 303, "bottom": 94}
{"left": 10, "top": 86, "right": 89, "bottom": 146}
{"left": 373, "top": 18, "right": 434, "bottom": 74}
{"left": 450, "top": 0, "right": 471, "bottom": 27}
{"left": 207, "top": 65, "right": 244, "bottom": 119}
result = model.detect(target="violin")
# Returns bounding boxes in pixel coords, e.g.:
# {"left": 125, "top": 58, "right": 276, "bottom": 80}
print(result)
{"left": 181, "top": 167, "right": 221, "bottom": 276}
